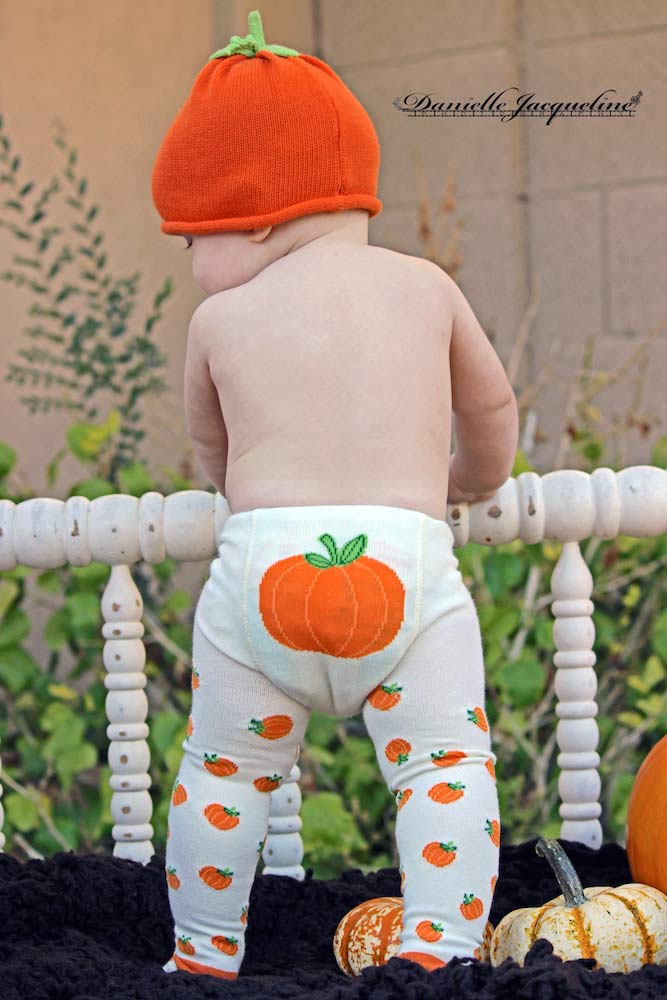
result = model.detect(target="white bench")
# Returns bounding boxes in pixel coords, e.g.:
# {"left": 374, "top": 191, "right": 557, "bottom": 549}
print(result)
{"left": 0, "top": 465, "right": 663, "bottom": 874}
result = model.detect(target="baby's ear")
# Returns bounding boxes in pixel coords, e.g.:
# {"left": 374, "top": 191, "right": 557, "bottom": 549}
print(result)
{"left": 248, "top": 224, "right": 273, "bottom": 243}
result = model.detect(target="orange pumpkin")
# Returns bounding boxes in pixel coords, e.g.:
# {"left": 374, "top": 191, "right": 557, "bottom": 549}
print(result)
{"left": 204, "top": 803, "right": 241, "bottom": 830}
{"left": 259, "top": 532, "right": 406, "bottom": 656}
{"left": 368, "top": 683, "right": 403, "bottom": 710}
{"left": 177, "top": 935, "right": 195, "bottom": 955}
{"left": 166, "top": 866, "right": 181, "bottom": 890}
{"left": 254, "top": 774, "right": 283, "bottom": 792}
{"left": 467, "top": 707, "right": 489, "bottom": 732}
{"left": 423, "top": 841, "right": 457, "bottom": 866}
{"left": 416, "top": 919, "right": 444, "bottom": 943}
{"left": 460, "top": 894, "right": 484, "bottom": 920}
{"left": 248, "top": 714, "right": 294, "bottom": 739}
{"left": 485, "top": 818, "right": 501, "bottom": 847}
{"left": 626, "top": 734, "right": 667, "bottom": 893}
{"left": 204, "top": 753, "right": 238, "bottom": 776}
{"left": 432, "top": 749, "right": 468, "bottom": 768}
{"left": 333, "top": 896, "right": 494, "bottom": 975}
{"left": 212, "top": 934, "right": 239, "bottom": 955}
{"left": 385, "top": 738, "right": 412, "bottom": 764}
{"left": 396, "top": 788, "right": 413, "bottom": 810}
{"left": 428, "top": 781, "right": 465, "bottom": 804}
{"left": 172, "top": 780, "right": 187, "bottom": 806}
{"left": 199, "top": 866, "right": 234, "bottom": 890}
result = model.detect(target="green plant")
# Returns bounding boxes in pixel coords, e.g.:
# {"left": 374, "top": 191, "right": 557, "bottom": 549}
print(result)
{"left": 0, "top": 115, "right": 200, "bottom": 859}
{"left": 0, "top": 437, "right": 203, "bottom": 858}
{"left": 0, "top": 114, "right": 172, "bottom": 479}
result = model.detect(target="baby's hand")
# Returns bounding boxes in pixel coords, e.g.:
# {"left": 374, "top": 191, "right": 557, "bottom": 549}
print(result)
{"left": 447, "top": 455, "right": 497, "bottom": 505}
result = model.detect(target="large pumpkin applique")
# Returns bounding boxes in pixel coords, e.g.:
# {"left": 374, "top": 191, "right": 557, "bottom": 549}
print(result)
{"left": 259, "top": 532, "right": 406, "bottom": 657}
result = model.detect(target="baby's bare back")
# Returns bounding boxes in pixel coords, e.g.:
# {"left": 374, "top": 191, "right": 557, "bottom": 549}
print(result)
{"left": 203, "top": 243, "right": 455, "bottom": 520}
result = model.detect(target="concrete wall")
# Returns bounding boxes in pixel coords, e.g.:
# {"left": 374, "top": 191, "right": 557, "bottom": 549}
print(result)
{"left": 0, "top": 2, "right": 665, "bottom": 664}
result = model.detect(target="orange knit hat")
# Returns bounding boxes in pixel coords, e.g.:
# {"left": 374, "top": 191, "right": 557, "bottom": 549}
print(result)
{"left": 151, "top": 10, "right": 382, "bottom": 235}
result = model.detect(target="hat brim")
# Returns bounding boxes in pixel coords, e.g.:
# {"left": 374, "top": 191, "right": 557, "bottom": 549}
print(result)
{"left": 159, "top": 193, "right": 383, "bottom": 235}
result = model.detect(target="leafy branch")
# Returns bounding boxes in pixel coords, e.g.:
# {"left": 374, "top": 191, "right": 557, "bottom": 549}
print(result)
{"left": 0, "top": 114, "right": 172, "bottom": 473}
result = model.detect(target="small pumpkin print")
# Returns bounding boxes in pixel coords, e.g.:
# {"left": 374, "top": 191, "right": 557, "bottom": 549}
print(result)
{"left": 368, "top": 683, "right": 404, "bottom": 710}
{"left": 259, "top": 532, "right": 406, "bottom": 657}
{"left": 191, "top": 666, "right": 200, "bottom": 691}
{"left": 204, "top": 753, "right": 238, "bottom": 777}
{"left": 212, "top": 934, "right": 239, "bottom": 956}
{"left": 186, "top": 715, "right": 193, "bottom": 740}
{"left": 467, "top": 706, "right": 489, "bottom": 732}
{"left": 172, "top": 780, "right": 187, "bottom": 806}
{"left": 423, "top": 841, "right": 457, "bottom": 867}
{"left": 199, "top": 866, "right": 234, "bottom": 890}
{"left": 485, "top": 758, "right": 496, "bottom": 781}
{"left": 177, "top": 935, "right": 195, "bottom": 956}
{"left": 460, "top": 893, "right": 484, "bottom": 920}
{"left": 385, "top": 738, "right": 411, "bottom": 764}
{"left": 248, "top": 714, "right": 294, "bottom": 739}
{"left": 204, "top": 803, "right": 240, "bottom": 830}
{"left": 254, "top": 774, "right": 283, "bottom": 792}
{"left": 491, "top": 874, "right": 498, "bottom": 894}
{"left": 416, "top": 919, "right": 444, "bottom": 943}
{"left": 399, "top": 866, "right": 406, "bottom": 891}
{"left": 485, "top": 818, "right": 501, "bottom": 847}
{"left": 431, "top": 749, "right": 467, "bottom": 768}
{"left": 428, "top": 781, "right": 465, "bottom": 804}
{"left": 396, "top": 788, "right": 413, "bottom": 811}
{"left": 240, "top": 904, "right": 249, "bottom": 925}
{"left": 166, "top": 866, "right": 181, "bottom": 890}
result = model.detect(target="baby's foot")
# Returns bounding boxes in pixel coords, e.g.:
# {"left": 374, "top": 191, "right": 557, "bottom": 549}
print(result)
{"left": 163, "top": 953, "right": 238, "bottom": 979}
{"left": 396, "top": 950, "right": 447, "bottom": 971}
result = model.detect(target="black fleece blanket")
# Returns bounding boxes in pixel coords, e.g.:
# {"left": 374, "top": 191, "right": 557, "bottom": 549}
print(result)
{"left": 1, "top": 837, "right": 665, "bottom": 999}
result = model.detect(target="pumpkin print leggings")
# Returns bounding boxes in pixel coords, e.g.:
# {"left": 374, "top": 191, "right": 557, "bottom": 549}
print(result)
{"left": 163, "top": 504, "right": 500, "bottom": 979}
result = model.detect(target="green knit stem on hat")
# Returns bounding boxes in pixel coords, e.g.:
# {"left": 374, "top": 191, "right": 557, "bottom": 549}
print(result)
{"left": 209, "top": 9, "right": 300, "bottom": 60}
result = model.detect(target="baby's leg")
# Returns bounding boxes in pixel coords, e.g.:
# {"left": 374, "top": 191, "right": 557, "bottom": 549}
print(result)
{"left": 362, "top": 592, "right": 500, "bottom": 970}
{"left": 163, "top": 620, "right": 310, "bottom": 979}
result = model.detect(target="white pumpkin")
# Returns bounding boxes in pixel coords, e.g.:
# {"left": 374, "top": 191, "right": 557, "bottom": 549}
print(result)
{"left": 490, "top": 837, "right": 667, "bottom": 973}
{"left": 333, "top": 895, "right": 493, "bottom": 975}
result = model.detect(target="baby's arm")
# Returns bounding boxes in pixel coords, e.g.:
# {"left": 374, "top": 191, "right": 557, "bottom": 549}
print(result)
{"left": 445, "top": 275, "right": 519, "bottom": 501}
{"left": 183, "top": 309, "right": 229, "bottom": 497}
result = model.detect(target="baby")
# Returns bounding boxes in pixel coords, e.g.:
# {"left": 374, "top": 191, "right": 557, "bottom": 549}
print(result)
{"left": 152, "top": 10, "right": 519, "bottom": 981}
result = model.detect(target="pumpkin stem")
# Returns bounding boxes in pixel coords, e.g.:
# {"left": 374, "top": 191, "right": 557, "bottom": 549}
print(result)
{"left": 247, "top": 10, "right": 266, "bottom": 49}
{"left": 209, "top": 9, "right": 300, "bottom": 60}
{"left": 535, "top": 838, "right": 587, "bottom": 907}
